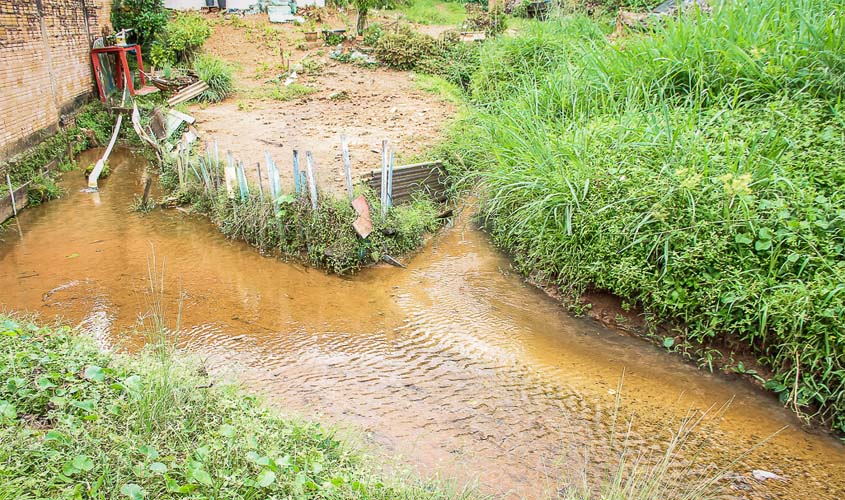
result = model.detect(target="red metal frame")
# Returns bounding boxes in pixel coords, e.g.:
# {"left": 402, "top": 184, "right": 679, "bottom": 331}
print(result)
{"left": 91, "top": 44, "right": 147, "bottom": 102}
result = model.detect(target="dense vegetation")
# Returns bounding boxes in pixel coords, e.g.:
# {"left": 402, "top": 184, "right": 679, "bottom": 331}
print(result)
{"left": 0, "top": 314, "right": 475, "bottom": 499}
{"left": 0, "top": 102, "right": 114, "bottom": 207}
{"left": 156, "top": 151, "right": 440, "bottom": 274}
{"left": 437, "top": 0, "right": 845, "bottom": 433}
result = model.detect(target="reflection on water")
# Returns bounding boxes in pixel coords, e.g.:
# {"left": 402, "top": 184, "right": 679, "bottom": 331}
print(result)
{"left": 1, "top": 148, "right": 843, "bottom": 499}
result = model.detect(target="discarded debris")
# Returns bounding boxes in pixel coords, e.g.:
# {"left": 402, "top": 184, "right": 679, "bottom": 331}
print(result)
{"left": 382, "top": 253, "right": 406, "bottom": 268}
{"left": 167, "top": 80, "right": 210, "bottom": 106}
{"left": 351, "top": 195, "right": 372, "bottom": 238}
{"left": 752, "top": 470, "right": 786, "bottom": 482}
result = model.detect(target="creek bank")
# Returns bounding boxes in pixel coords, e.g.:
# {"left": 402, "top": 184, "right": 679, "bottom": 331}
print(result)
{"left": 436, "top": 0, "right": 845, "bottom": 436}
{"left": 0, "top": 313, "right": 474, "bottom": 499}
{"left": 0, "top": 102, "right": 116, "bottom": 224}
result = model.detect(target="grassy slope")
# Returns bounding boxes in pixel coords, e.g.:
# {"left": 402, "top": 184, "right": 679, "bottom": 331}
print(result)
{"left": 0, "top": 315, "right": 472, "bottom": 499}
{"left": 391, "top": 0, "right": 467, "bottom": 25}
{"left": 439, "top": 0, "right": 845, "bottom": 433}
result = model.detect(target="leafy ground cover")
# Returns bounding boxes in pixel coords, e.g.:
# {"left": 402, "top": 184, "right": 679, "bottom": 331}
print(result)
{"left": 436, "top": 0, "right": 845, "bottom": 434}
{"left": 0, "top": 313, "right": 475, "bottom": 499}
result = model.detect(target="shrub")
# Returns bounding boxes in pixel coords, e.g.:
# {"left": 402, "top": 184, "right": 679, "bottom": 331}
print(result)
{"left": 362, "top": 22, "right": 384, "bottom": 45}
{"left": 193, "top": 55, "right": 234, "bottom": 103}
{"left": 111, "top": 0, "right": 168, "bottom": 50}
{"left": 149, "top": 12, "right": 213, "bottom": 67}
{"left": 373, "top": 26, "right": 438, "bottom": 70}
{"left": 464, "top": 3, "right": 507, "bottom": 36}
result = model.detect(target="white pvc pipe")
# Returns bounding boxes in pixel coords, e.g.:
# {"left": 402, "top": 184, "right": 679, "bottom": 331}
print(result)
{"left": 88, "top": 82, "right": 129, "bottom": 190}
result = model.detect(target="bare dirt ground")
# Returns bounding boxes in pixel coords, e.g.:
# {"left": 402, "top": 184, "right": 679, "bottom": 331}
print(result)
{"left": 190, "top": 13, "right": 456, "bottom": 195}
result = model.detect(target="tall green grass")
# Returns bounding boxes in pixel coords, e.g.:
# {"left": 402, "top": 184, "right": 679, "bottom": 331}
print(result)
{"left": 441, "top": 0, "right": 845, "bottom": 434}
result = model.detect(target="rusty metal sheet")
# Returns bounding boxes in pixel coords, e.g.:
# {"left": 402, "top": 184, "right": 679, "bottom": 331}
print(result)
{"left": 351, "top": 194, "right": 372, "bottom": 238}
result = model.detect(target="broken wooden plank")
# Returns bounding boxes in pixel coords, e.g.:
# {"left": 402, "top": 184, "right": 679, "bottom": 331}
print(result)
{"left": 166, "top": 81, "right": 209, "bottom": 106}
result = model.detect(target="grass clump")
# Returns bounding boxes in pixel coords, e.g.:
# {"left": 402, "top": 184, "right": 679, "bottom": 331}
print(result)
{"left": 193, "top": 55, "right": 234, "bottom": 103}
{"left": 440, "top": 0, "right": 845, "bottom": 434}
{"left": 0, "top": 313, "right": 474, "bottom": 498}
{"left": 242, "top": 83, "right": 317, "bottom": 102}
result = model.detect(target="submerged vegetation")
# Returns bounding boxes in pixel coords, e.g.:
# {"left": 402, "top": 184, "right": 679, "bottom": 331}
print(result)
{"left": 0, "top": 313, "right": 475, "bottom": 499}
{"left": 438, "top": 0, "right": 845, "bottom": 433}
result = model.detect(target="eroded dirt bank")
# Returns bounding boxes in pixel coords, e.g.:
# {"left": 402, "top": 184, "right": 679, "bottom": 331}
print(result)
{"left": 1, "top": 150, "right": 844, "bottom": 499}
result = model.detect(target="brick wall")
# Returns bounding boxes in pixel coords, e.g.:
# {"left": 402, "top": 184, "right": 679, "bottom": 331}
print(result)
{"left": 0, "top": 0, "right": 111, "bottom": 160}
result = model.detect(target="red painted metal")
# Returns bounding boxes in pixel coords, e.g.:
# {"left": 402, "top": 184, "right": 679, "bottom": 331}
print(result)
{"left": 90, "top": 44, "right": 147, "bottom": 102}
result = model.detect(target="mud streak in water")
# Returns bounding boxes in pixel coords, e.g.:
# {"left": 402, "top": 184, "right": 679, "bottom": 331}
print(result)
{"left": 1, "top": 149, "right": 843, "bottom": 499}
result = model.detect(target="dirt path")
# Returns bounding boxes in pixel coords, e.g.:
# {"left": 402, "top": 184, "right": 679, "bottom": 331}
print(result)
{"left": 190, "top": 14, "right": 456, "bottom": 195}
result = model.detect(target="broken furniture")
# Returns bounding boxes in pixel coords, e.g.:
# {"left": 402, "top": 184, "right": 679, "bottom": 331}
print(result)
{"left": 91, "top": 44, "right": 152, "bottom": 102}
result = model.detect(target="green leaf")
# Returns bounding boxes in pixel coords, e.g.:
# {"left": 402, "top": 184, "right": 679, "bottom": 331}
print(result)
{"left": 84, "top": 365, "right": 106, "bottom": 383}
{"left": 220, "top": 424, "right": 236, "bottom": 438}
{"left": 256, "top": 469, "right": 276, "bottom": 488}
{"left": 734, "top": 233, "right": 753, "bottom": 245}
{"left": 44, "top": 430, "right": 68, "bottom": 443}
{"left": 192, "top": 469, "right": 213, "bottom": 486}
{"left": 123, "top": 375, "right": 142, "bottom": 393}
{"left": 138, "top": 445, "right": 159, "bottom": 459}
{"left": 36, "top": 377, "right": 57, "bottom": 390}
{"left": 0, "top": 319, "right": 21, "bottom": 333}
{"left": 149, "top": 462, "right": 167, "bottom": 474}
{"left": 70, "top": 399, "right": 95, "bottom": 413}
{"left": 662, "top": 337, "right": 675, "bottom": 349}
{"left": 62, "top": 461, "right": 79, "bottom": 476}
{"left": 165, "top": 476, "right": 196, "bottom": 493}
{"left": 754, "top": 238, "right": 772, "bottom": 251}
{"left": 0, "top": 400, "right": 17, "bottom": 420}
{"left": 120, "top": 483, "right": 146, "bottom": 500}
{"left": 73, "top": 455, "right": 95, "bottom": 472}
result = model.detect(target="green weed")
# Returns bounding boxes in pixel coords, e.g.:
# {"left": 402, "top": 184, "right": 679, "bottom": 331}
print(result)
{"left": 193, "top": 55, "right": 235, "bottom": 103}
{"left": 0, "top": 311, "right": 477, "bottom": 499}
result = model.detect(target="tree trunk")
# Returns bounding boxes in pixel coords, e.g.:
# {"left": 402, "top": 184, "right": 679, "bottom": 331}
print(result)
{"left": 356, "top": 8, "right": 368, "bottom": 36}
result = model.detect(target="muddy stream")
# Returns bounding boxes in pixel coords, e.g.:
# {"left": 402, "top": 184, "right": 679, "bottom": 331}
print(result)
{"left": 1, "top": 149, "right": 843, "bottom": 499}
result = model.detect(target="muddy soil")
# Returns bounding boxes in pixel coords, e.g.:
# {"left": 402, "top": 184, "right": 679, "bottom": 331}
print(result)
{"left": 190, "top": 14, "right": 455, "bottom": 195}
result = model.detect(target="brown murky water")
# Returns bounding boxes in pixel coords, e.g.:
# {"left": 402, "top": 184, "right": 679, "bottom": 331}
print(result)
{"left": 2, "top": 148, "right": 844, "bottom": 499}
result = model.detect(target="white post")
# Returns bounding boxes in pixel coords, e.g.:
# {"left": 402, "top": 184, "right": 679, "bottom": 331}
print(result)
{"left": 341, "top": 135, "right": 353, "bottom": 203}
{"left": 305, "top": 151, "right": 318, "bottom": 211}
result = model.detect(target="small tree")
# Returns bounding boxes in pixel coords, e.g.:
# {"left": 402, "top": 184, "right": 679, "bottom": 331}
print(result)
{"left": 111, "top": 0, "right": 168, "bottom": 51}
{"left": 353, "top": 0, "right": 374, "bottom": 36}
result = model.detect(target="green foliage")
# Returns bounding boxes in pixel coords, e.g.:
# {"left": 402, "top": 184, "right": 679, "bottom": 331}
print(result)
{"left": 362, "top": 23, "right": 385, "bottom": 45}
{"left": 392, "top": 0, "right": 467, "bottom": 25}
{"left": 83, "top": 161, "right": 111, "bottom": 179}
{"left": 208, "top": 187, "right": 438, "bottom": 274}
{"left": 1, "top": 101, "right": 112, "bottom": 208}
{"left": 193, "top": 55, "right": 234, "bottom": 103}
{"left": 441, "top": 0, "right": 845, "bottom": 434}
{"left": 156, "top": 148, "right": 440, "bottom": 274}
{"left": 149, "top": 12, "right": 213, "bottom": 67}
{"left": 111, "top": 0, "right": 168, "bottom": 50}
{"left": 0, "top": 314, "right": 475, "bottom": 499}
{"left": 26, "top": 174, "right": 62, "bottom": 206}
{"left": 373, "top": 26, "right": 439, "bottom": 70}
{"left": 241, "top": 83, "right": 317, "bottom": 102}
{"left": 464, "top": 3, "right": 507, "bottom": 36}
